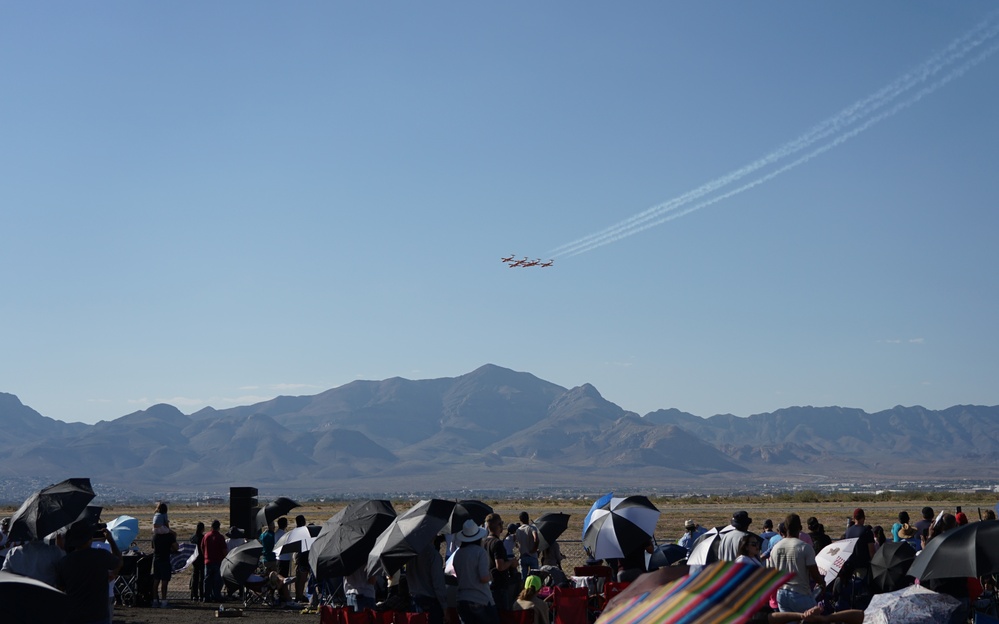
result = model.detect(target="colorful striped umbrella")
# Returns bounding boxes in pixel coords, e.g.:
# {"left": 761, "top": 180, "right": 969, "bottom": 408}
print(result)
{"left": 596, "top": 561, "right": 792, "bottom": 624}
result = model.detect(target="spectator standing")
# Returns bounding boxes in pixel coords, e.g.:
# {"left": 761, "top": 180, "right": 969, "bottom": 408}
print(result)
{"left": 767, "top": 513, "right": 825, "bottom": 613}
{"left": 201, "top": 519, "right": 227, "bottom": 602}
{"left": 408, "top": 534, "right": 447, "bottom": 624}
{"left": 807, "top": 517, "right": 832, "bottom": 553}
{"left": 56, "top": 523, "right": 122, "bottom": 624}
{"left": 189, "top": 522, "right": 205, "bottom": 601}
{"left": 484, "top": 513, "right": 519, "bottom": 610}
{"left": 914, "top": 507, "right": 934, "bottom": 547}
{"left": 151, "top": 520, "right": 179, "bottom": 608}
{"left": 291, "top": 515, "right": 311, "bottom": 602}
{"left": 759, "top": 519, "right": 778, "bottom": 544}
{"left": 275, "top": 517, "right": 292, "bottom": 577}
{"left": 718, "top": 511, "right": 753, "bottom": 561}
{"left": 514, "top": 512, "right": 540, "bottom": 581}
{"left": 452, "top": 519, "right": 498, "bottom": 624}
{"left": 890, "top": 511, "right": 910, "bottom": 542}
{"left": 678, "top": 519, "right": 708, "bottom": 558}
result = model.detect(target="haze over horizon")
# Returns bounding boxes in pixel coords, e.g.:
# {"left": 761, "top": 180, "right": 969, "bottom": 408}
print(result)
{"left": 3, "top": 3, "right": 998, "bottom": 425}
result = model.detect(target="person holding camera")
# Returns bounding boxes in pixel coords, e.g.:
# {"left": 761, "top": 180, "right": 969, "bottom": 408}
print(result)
{"left": 56, "top": 522, "right": 122, "bottom": 624}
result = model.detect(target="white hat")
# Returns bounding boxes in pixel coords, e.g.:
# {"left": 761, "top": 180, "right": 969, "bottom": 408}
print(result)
{"left": 457, "top": 518, "right": 487, "bottom": 543}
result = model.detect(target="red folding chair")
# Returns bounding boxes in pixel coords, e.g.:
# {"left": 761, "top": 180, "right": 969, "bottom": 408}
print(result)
{"left": 554, "top": 586, "right": 588, "bottom": 624}
{"left": 600, "top": 581, "right": 630, "bottom": 611}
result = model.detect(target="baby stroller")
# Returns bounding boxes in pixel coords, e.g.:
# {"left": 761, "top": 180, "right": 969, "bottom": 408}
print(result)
{"left": 115, "top": 552, "right": 153, "bottom": 607}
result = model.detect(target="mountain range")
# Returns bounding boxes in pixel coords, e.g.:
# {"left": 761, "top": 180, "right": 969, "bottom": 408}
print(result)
{"left": 3, "top": 364, "right": 997, "bottom": 494}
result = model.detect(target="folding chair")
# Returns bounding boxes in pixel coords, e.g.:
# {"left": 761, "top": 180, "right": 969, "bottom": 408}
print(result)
{"left": 554, "top": 586, "right": 588, "bottom": 624}
{"left": 600, "top": 581, "right": 630, "bottom": 611}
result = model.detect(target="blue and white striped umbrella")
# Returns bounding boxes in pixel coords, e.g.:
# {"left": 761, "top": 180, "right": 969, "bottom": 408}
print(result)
{"left": 583, "top": 494, "right": 660, "bottom": 560}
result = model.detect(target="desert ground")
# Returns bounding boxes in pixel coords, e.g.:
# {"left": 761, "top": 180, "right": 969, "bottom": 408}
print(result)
{"left": 5, "top": 497, "right": 990, "bottom": 624}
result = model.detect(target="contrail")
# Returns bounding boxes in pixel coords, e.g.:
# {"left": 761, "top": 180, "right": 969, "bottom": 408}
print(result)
{"left": 549, "top": 14, "right": 999, "bottom": 258}
{"left": 565, "top": 39, "right": 999, "bottom": 256}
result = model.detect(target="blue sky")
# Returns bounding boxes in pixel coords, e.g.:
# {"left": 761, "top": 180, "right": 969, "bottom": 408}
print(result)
{"left": 3, "top": 2, "right": 998, "bottom": 425}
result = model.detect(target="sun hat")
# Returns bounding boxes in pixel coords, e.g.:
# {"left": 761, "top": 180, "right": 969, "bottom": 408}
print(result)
{"left": 684, "top": 519, "right": 696, "bottom": 530}
{"left": 897, "top": 523, "right": 917, "bottom": 539}
{"left": 732, "top": 511, "right": 752, "bottom": 530}
{"left": 524, "top": 575, "right": 542, "bottom": 591}
{"left": 458, "top": 518, "right": 487, "bottom": 543}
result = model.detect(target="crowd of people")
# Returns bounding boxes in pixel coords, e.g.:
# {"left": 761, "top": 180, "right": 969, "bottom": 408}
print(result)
{"left": 667, "top": 505, "right": 996, "bottom": 624}
{"left": 0, "top": 498, "right": 995, "bottom": 624}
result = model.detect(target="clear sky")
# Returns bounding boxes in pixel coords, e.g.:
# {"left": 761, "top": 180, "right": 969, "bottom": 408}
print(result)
{"left": 3, "top": 2, "right": 998, "bottom": 425}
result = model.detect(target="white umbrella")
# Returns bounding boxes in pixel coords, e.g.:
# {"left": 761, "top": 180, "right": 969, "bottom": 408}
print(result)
{"left": 687, "top": 526, "right": 737, "bottom": 566}
{"left": 815, "top": 537, "right": 858, "bottom": 584}
{"left": 864, "top": 584, "right": 961, "bottom": 624}
{"left": 274, "top": 524, "right": 321, "bottom": 556}
{"left": 582, "top": 495, "right": 660, "bottom": 560}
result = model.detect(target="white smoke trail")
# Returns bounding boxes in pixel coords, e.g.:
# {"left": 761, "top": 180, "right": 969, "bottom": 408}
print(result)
{"left": 563, "top": 40, "right": 999, "bottom": 257}
{"left": 549, "top": 14, "right": 999, "bottom": 258}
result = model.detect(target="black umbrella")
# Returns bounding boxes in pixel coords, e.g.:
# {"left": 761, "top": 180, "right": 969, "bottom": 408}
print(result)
{"left": 255, "top": 496, "right": 299, "bottom": 531}
{"left": 8, "top": 478, "right": 96, "bottom": 542}
{"left": 535, "top": 512, "right": 571, "bottom": 551}
{"left": 309, "top": 500, "right": 396, "bottom": 580}
{"left": 449, "top": 500, "right": 493, "bottom": 534}
{"left": 648, "top": 543, "right": 688, "bottom": 570}
{"left": 870, "top": 541, "right": 917, "bottom": 593}
{"left": 366, "top": 499, "right": 456, "bottom": 576}
{"left": 0, "top": 570, "right": 68, "bottom": 624}
{"left": 221, "top": 539, "right": 264, "bottom": 586}
{"left": 907, "top": 520, "right": 999, "bottom": 581}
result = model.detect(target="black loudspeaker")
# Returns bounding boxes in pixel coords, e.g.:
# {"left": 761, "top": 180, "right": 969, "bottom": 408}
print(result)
{"left": 229, "top": 486, "right": 258, "bottom": 534}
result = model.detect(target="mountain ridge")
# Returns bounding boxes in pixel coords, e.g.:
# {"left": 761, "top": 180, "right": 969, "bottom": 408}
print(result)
{"left": 2, "top": 368, "right": 998, "bottom": 493}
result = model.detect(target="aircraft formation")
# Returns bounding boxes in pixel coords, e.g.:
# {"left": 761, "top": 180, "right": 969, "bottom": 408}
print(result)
{"left": 501, "top": 255, "right": 553, "bottom": 268}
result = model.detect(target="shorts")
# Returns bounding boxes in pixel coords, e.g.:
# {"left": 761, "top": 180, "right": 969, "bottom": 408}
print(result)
{"left": 153, "top": 558, "right": 172, "bottom": 581}
{"left": 776, "top": 588, "right": 816, "bottom": 613}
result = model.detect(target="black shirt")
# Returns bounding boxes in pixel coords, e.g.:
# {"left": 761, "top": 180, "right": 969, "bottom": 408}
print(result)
{"left": 56, "top": 547, "right": 120, "bottom": 624}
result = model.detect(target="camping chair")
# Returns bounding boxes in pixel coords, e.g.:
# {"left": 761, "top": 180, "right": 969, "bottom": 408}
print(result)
{"left": 598, "top": 580, "right": 630, "bottom": 611}
{"left": 113, "top": 553, "right": 140, "bottom": 607}
{"left": 553, "top": 586, "right": 588, "bottom": 624}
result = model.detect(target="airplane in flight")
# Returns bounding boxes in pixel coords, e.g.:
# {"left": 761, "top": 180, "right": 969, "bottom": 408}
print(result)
{"left": 521, "top": 259, "right": 541, "bottom": 267}
{"left": 500, "top": 254, "right": 515, "bottom": 262}
{"left": 540, "top": 260, "right": 554, "bottom": 267}
{"left": 507, "top": 257, "right": 528, "bottom": 267}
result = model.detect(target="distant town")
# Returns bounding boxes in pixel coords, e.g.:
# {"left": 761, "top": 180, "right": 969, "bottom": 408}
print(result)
{"left": 1, "top": 476, "right": 996, "bottom": 507}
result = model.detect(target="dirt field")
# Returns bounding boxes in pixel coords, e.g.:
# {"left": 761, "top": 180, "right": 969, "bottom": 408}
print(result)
{"left": 7, "top": 498, "right": 983, "bottom": 624}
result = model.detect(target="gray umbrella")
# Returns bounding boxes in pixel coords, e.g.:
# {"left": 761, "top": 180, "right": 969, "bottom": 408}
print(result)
{"left": 310, "top": 500, "right": 396, "bottom": 579}
{"left": 0, "top": 570, "right": 68, "bottom": 624}
{"left": 221, "top": 539, "right": 263, "bottom": 586}
{"left": 8, "top": 478, "right": 96, "bottom": 542}
{"left": 366, "top": 499, "right": 455, "bottom": 576}
{"left": 255, "top": 497, "right": 299, "bottom": 532}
